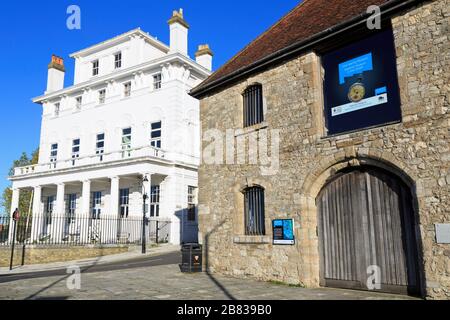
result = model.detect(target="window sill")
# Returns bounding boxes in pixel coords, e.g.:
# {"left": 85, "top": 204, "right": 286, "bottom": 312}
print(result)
{"left": 233, "top": 235, "right": 271, "bottom": 244}
{"left": 235, "top": 122, "right": 268, "bottom": 137}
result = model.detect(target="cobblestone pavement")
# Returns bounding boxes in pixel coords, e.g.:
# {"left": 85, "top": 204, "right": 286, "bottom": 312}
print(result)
{"left": 0, "top": 263, "right": 418, "bottom": 300}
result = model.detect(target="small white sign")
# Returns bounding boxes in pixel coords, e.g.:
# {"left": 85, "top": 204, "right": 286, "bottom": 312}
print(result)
{"left": 273, "top": 239, "right": 295, "bottom": 245}
{"left": 332, "top": 93, "right": 388, "bottom": 117}
{"left": 435, "top": 224, "right": 450, "bottom": 244}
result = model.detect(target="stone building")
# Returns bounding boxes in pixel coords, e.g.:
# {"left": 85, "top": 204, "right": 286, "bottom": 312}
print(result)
{"left": 191, "top": 0, "right": 449, "bottom": 299}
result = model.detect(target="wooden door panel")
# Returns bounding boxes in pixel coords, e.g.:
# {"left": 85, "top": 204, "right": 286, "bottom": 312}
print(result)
{"left": 317, "top": 167, "right": 420, "bottom": 295}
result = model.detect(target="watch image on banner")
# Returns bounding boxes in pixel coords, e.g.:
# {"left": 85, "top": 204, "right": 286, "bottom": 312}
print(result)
{"left": 322, "top": 29, "right": 402, "bottom": 135}
{"left": 273, "top": 219, "right": 295, "bottom": 245}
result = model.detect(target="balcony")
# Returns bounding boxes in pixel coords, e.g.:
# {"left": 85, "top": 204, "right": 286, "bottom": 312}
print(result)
{"left": 13, "top": 145, "right": 166, "bottom": 177}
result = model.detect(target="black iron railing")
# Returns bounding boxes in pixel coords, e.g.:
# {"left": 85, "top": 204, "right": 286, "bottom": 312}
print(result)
{"left": 0, "top": 215, "right": 171, "bottom": 247}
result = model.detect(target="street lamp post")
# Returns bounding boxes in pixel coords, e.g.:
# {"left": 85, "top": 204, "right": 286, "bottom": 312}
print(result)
{"left": 142, "top": 176, "right": 149, "bottom": 254}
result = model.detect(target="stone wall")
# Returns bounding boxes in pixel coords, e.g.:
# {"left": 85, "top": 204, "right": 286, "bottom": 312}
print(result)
{"left": 198, "top": 0, "right": 449, "bottom": 299}
{"left": 0, "top": 246, "right": 129, "bottom": 267}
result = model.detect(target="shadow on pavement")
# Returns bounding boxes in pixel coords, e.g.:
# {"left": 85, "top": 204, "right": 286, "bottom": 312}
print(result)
{"left": 203, "top": 220, "right": 236, "bottom": 301}
{"left": 24, "top": 257, "right": 102, "bottom": 300}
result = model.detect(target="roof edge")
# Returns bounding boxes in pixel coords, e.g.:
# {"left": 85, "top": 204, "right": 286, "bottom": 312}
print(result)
{"left": 69, "top": 28, "right": 170, "bottom": 58}
{"left": 32, "top": 53, "right": 211, "bottom": 104}
{"left": 191, "top": 0, "right": 426, "bottom": 98}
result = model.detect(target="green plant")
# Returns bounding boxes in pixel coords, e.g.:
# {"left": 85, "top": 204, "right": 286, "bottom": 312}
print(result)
{"left": 268, "top": 280, "right": 306, "bottom": 288}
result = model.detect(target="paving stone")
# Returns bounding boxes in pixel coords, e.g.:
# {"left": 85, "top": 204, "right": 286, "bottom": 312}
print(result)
{"left": 0, "top": 264, "right": 416, "bottom": 300}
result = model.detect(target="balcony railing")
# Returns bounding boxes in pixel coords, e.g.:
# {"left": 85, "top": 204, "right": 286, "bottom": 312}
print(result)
{"left": 13, "top": 145, "right": 166, "bottom": 177}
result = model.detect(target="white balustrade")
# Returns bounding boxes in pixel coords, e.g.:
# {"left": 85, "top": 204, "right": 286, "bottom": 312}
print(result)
{"left": 13, "top": 146, "right": 166, "bottom": 177}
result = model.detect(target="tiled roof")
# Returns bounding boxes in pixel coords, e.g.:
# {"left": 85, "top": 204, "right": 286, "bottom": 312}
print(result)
{"left": 191, "top": 0, "right": 397, "bottom": 96}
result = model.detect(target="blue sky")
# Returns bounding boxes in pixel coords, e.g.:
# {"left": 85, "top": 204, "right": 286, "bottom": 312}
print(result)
{"left": 0, "top": 0, "right": 300, "bottom": 210}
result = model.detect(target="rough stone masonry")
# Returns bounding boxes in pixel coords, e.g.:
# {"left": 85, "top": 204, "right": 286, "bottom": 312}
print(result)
{"left": 197, "top": 0, "right": 449, "bottom": 300}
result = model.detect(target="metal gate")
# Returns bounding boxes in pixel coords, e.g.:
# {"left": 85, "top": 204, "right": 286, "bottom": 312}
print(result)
{"left": 316, "top": 166, "right": 421, "bottom": 295}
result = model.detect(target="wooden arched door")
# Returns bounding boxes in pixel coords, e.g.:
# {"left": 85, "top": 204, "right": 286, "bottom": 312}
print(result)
{"left": 316, "top": 167, "right": 421, "bottom": 295}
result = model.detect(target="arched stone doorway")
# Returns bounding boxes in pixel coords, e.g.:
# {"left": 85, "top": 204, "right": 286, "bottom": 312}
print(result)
{"left": 316, "top": 165, "right": 422, "bottom": 296}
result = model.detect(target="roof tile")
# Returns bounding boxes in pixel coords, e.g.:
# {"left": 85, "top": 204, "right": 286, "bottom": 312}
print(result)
{"left": 194, "top": 0, "right": 391, "bottom": 94}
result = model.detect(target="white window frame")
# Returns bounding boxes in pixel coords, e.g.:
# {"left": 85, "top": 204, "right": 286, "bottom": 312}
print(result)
{"left": 92, "top": 60, "right": 99, "bottom": 76}
{"left": 121, "top": 127, "right": 132, "bottom": 158}
{"left": 119, "top": 188, "right": 130, "bottom": 219}
{"left": 98, "top": 89, "right": 106, "bottom": 104}
{"left": 153, "top": 73, "right": 162, "bottom": 90}
{"left": 114, "top": 52, "right": 122, "bottom": 69}
{"left": 67, "top": 194, "right": 77, "bottom": 223}
{"left": 75, "top": 96, "right": 82, "bottom": 111}
{"left": 72, "top": 139, "right": 80, "bottom": 165}
{"left": 124, "top": 82, "right": 132, "bottom": 98}
{"left": 54, "top": 103, "right": 60, "bottom": 117}
{"left": 92, "top": 191, "right": 102, "bottom": 219}
{"left": 150, "top": 121, "right": 162, "bottom": 149}
{"left": 50, "top": 143, "right": 58, "bottom": 166}
{"left": 96, "top": 133, "right": 105, "bottom": 161}
{"left": 150, "top": 185, "right": 160, "bottom": 217}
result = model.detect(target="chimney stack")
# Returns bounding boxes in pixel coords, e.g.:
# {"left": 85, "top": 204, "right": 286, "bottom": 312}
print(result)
{"left": 168, "top": 8, "right": 189, "bottom": 56}
{"left": 46, "top": 55, "right": 65, "bottom": 93}
{"left": 195, "top": 44, "right": 213, "bottom": 71}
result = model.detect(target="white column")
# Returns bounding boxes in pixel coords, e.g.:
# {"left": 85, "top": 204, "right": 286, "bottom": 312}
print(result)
{"left": 110, "top": 177, "right": 120, "bottom": 217}
{"left": 80, "top": 180, "right": 91, "bottom": 243}
{"left": 81, "top": 180, "right": 91, "bottom": 216}
{"left": 143, "top": 173, "right": 152, "bottom": 218}
{"left": 31, "top": 186, "right": 42, "bottom": 241}
{"left": 109, "top": 176, "right": 120, "bottom": 243}
{"left": 55, "top": 183, "right": 66, "bottom": 242}
{"left": 8, "top": 188, "right": 20, "bottom": 242}
{"left": 164, "top": 174, "right": 182, "bottom": 245}
{"left": 56, "top": 183, "right": 65, "bottom": 214}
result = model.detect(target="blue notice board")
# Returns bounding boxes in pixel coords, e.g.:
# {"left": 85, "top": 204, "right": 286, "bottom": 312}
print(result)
{"left": 272, "top": 219, "right": 295, "bottom": 245}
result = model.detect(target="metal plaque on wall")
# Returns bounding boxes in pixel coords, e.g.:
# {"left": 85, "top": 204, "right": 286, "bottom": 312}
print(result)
{"left": 435, "top": 224, "right": 450, "bottom": 244}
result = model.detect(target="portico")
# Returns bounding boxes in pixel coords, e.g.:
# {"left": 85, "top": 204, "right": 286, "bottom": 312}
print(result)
{"left": 10, "top": 158, "right": 197, "bottom": 245}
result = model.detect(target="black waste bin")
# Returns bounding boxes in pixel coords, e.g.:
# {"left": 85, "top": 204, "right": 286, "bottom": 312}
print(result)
{"left": 180, "top": 243, "right": 202, "bottom": 273}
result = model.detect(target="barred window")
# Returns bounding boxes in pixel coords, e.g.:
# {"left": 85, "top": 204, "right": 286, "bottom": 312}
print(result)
{"left": 244, "top": 186, "right": 265, "bottom": 235}
{"left": 243, "top": 84, "right": 264, "bottom": 127}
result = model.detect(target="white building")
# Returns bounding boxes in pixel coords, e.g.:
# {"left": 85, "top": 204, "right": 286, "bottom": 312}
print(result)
{"left": 8, "top": 9, "right": 212, "bottom": 245}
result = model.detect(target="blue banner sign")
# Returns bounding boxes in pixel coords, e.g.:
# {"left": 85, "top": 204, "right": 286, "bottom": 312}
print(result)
{"left": 338, "top": 53, "right": 373, "bottom": 84}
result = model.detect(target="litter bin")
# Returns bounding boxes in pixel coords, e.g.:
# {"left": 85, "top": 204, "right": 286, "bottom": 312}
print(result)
{"left": 180, "top": 243, "right": 202, "bottom": 273}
